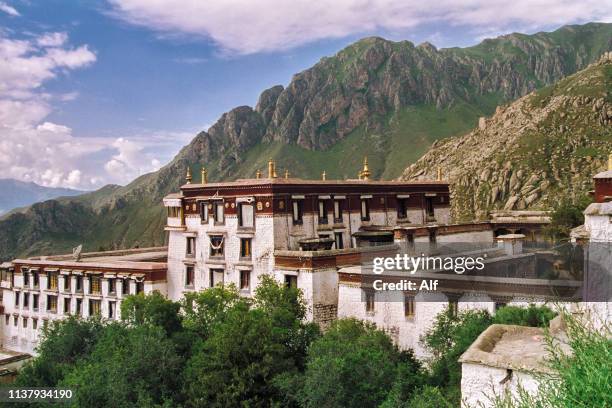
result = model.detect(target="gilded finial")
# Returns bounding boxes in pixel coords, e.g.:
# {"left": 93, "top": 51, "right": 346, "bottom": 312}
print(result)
{"left": 256, "top": 169, "right": 262, "bottom": 179}
{"left": 360, "top": 157, "right": 371, "bottom": 180}
{"left": 185, "top": 167, "right": 192, "bottom": 184}
{"left": 201, "top": 167, "right": 208, "bottom": 184}
{"left": 608, "top": 153, "right": 612, "bottom": 171}
{"left": 437, "top": 167, "right": 442, "bottom": 181}
{"left": 284, "top": 169, "right": 289, "bottom": 179}
{"left": 322, "top": 170, "right": 327, "bottom": 180}
{"left": 267, "top": 158, "right": 277, "bottom": 179}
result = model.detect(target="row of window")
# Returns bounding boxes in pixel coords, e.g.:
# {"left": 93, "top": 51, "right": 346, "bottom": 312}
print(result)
{"left": 7, "top": 296, "right": 113, "bottom": 318}
{"left": 364, "top": 294, "right": 459, "bottom": 318}
{"left": 184, "top": 269, "right": 298, "bottom": 292}
{"left": 5, "top": 300, "right": 117, "bottom": 329}
{"left": 19, "top": 274, "right": 142, "bottom": 295}
{"left": 184, "top": 267, "right": 252, "bottom": 291}
{"left": 186, "top": 236, "right": 252, "bottom": 259}
{"left": 172, "top": 196, "right": 438, "bottom": 225}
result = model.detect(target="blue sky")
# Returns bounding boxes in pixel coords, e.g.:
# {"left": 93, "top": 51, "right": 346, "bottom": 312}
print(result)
{"left": 0, "top": 0, "right": 610, "bottom": 189}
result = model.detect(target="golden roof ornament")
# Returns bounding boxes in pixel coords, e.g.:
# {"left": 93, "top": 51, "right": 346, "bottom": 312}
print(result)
{"left": 608, "top": 153, "right": 612, "bottom": 171}
{"left": 284, "top": 169, "right": 290, "bottom": 179}
{"left": 185, "top": 167, "right": 192, "bottom": 184}
{"left": 322, "top": 170, "right": 327, "bottom": 180}
{"left": 256, "top": 169, "right": 262, "bottom": 179}
{"left": 437, "top": 167, "right": 442, "bottom": 181}
{"left": 267, "top": 159, "right": 277, "bottom": 178}
{"left": 360, "top": 157, "right": 371, "bottom": 180}
{"left": 201, "top": 167, "right": 208, "bottom": 184}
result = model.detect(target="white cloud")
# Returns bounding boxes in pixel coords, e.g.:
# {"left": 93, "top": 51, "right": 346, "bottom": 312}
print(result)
{"left": 107, "top": 0, "right": 612, "bottom": 54}
{"left": 0, "top": 1, "right": 19, "bottom": 16}
{"left": 0, "top": 30, "right": 196, "bottom": 191}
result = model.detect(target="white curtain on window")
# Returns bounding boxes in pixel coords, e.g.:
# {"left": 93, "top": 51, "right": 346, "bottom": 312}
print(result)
{"left": 240, "top": 204, "right": 254, "bottom": 227}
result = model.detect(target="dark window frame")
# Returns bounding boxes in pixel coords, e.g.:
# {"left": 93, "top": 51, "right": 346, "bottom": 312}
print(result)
{"left": 360, "top": 199, "right": 370, "bottom": 221}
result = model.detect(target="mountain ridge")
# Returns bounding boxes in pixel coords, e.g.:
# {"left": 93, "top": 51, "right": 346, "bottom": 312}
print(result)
{"left": 0, "top": 22, "right": 611, "bottom": 260}
{"left": 0, "top": 179, "right": 85, "bottom": 216}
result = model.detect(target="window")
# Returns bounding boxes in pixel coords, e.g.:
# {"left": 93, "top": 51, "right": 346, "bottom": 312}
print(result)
{"left": 210, "top": 235, "right": 224, "bottom": 257}
{"left": 213, "top": 201, "right": 224, "bottom": 224}
{"left": 199, "top": 202, "right": 208, "bottom": 223}
{"left": 13, "top": 316, "right": 17, "bottom": 326}
{"left": 397, "top": 198, "right": 408, "bottom": 219}
{"left": 365, "top": 291, "right": 375, "bottom": 312}
{"left": 284, "top": 275, "right": 297, "bottom": 289}
{"left": 75, "top": 276, "right": 83, "bottom": 292}
{"left": 48, "top": 271, "right": 58, "bottom": 290}
{"left": 23, "top": 271, "right": 29, "bottom": 286}
{"left": 209, "top": 269, "right": 224, "bottom": 287}
{"left": 167, "top": 206, "right": 181, "bottom": 218}
{"left": 495, "top": 302, "right": 507, "bottom": 311}
{"left": 238, "top": 203, "right": 254, "bottom": 228}
{"left": 360, "top": 199, "right": 370, "bottom": 221}
{"left": 186, "top": 236, "right": 196, "bottom": 257}
{"left": 33, "top": 294, "right": 39, "bottom": 311}
{"left": 108, "top": 278, "right": 116, "bottom": 295}
{"left": 292, "top": 200, "right": 303, "bottom": 225}
{"left": 14, "top": 291, "right": 20, "bottom": 308}
{"left": 4, "top": 315, "right": 9, "bottom": 325}
{"left": 23, "top": 293, "right": 29, "bottom": 309}
{"left": 47, "top": 295, "right": 58, "bottom": 313}
{"left": 23, "top": 317, "right": 28, "bottom": 328}
{"left": 122, "top": 278, "right": 131, "bottom": 296}
{"left": 76, "top": 298, "right": 83, "bottom": 316}
{"left": 185, "top": 266, "right": 195, "bottom": 287}
{"left": 425, "top": 197, "right": 435, "bottom": 219}
{"left": 334, "top": 232, "right": 344, "bottom": 250}
{"left": 404, "top": 296, "right": 415, "bottom": 318}
{"left": 333, "top": 200, "right": 343, "bottom": 222}
{"left": 64, "top": 275, "right": 71, "bottom": 291}
{"left": 33, "top": 318, "right": 38, "bottom": 330}
{"left": 64, "top": 298, "right": 71, "bottom": 314}
{"left": 108, "top": 301, "right": 116, "bottom": 319}
{"left": 32, "top": 272, "right": 39, "bottom": 288}
{"left": 318, "top": 200, "right": 328, "bottom": 224}
{"left": 240, "top": 270, "right": 250, "bottom": 291}
{"left": 136, "top": 281, "right": 144, "bottom": 294}
{"left": 89, "top": 299, "right": 101, "bottom": 316}
{"left": 90, "top": 275, "right": 101, "bottom": 294}
{"left": 240, "top": 238, "right": 252, "bottom": 259}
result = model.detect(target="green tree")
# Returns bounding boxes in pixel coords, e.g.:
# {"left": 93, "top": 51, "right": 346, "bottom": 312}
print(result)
{"left": 180, "top": 283, "right": 243, "bottom": 338}
{"left": 493, "top": 304, "right": 555, "bottom": 327}
{"left": 294, "top": 318, "right": 423, "bottom": 408}
{"left": 62, "top": 323, "right": 183, "bottom": 407}
{"left": 15, "top": 316, "right": 104, "bottom": 387}
{"left": 184, "top": 303, "right": 299, "bottom": 407}
{"left": 120, "top": 291, "right": 182, "bottom": 335}
{"left": 544, "top": 196, "right": 591, "bottom": 240}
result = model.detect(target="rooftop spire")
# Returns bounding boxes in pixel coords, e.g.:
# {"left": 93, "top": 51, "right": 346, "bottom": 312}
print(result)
{"left": 360, "top": 157, "right": 371, "bottom": 180}
{"left": 185, "top": 167, "right": 192, "bottom": 184}
{"left": 321, "top": 170, "right": 327, "bottom": 180}
{"left": 256, "top": 169, "right": 262, "bottom": 179}
{"left": 284, "top": 169, "right": 290, "bottom": 179}
{"left": 267, "top": 159, "right": 277, "bottom": 179}
{"left": 437, "top": 166, "right": 442, "bottom": 181}
{"left": 608, "top": 153, "right": 612, "bottom": 171}
{"left": 201, "top": 167, "right": 208, "bottom": 184}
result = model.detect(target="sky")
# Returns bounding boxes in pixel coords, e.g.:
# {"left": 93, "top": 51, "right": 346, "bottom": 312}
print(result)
{"left": 0, "top": 0, "right": 611, "bottom": 190}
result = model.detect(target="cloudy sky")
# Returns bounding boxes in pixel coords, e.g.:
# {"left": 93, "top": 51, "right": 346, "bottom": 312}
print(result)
{"left": 1, "top": 0, "right": 610, "bottom": 190}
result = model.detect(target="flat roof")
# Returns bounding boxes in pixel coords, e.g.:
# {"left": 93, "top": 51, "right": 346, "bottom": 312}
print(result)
{"left": 459, "top": 323, "right": 570, "bottom": 373}
{"left": 13, "top": 259, "right": 166, "bottom": 271}
{"left": 180, "top": 177, "right": 448, "bottom": 189}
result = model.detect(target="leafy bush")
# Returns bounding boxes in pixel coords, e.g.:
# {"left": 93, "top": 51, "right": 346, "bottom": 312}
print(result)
{"left": 492, "top": 304, "right": 556, "bottom": 327}
{"left": 491, "top": 311, "right": 612, "bottom": 408}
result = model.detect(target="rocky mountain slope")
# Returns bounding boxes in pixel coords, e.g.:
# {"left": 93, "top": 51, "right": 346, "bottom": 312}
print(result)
{"left": 0, "top": 179, "right": 84, "bottom": 215}
{"left": 402, "top": 53, "right": 612, "bottom": 221}
{"left": 0, "top": 23, "right": 611, "bottom": 260}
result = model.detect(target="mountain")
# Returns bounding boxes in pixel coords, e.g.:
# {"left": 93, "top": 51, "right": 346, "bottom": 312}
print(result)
{"left": 0, "top": 23, "right": 611, "bottom": 261}
{"left": 401, "top": 53, "right": 612, "bottom": 220}
{"left": 0, "top": 179, "right": 84, "bottom": 215}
